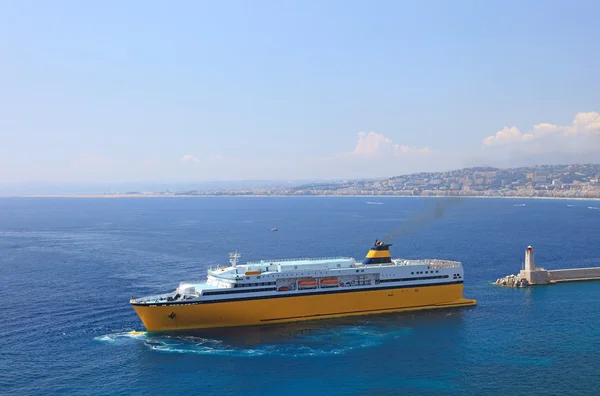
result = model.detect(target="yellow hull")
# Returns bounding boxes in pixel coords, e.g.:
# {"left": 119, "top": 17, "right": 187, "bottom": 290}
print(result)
{"left": 132, "top": 283, "right": 476, "bottom": 332}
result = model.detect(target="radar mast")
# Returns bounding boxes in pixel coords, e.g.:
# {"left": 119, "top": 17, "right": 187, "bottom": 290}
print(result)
{"left": 229, "top": 251, "right": 241, "bottom": 268}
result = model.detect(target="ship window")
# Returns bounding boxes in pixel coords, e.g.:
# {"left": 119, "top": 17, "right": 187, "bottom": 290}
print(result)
{"left": 246, "top": 277, "right": 250, "bottom": 280}
{"left": 337, "top": 264, "right": 341, "bottom": 268}
{"left": 257, "top": 276, "right": 261, "bottom": 279}
{"left": 356, "top": 270, "right": 359, "bottom": 273}
{"left": 411, "top": 272, "right": 414, "bottom": 275}
{"left": 436, "top": 270, "right": 439, "bottom": 273}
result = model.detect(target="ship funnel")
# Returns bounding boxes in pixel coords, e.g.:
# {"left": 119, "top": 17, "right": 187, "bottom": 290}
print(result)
{"left": 363, "top": 240, "right": 393, "bottom": 265}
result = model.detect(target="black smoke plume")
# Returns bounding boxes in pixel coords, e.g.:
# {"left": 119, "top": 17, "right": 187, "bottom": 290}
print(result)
{"left": 382, "top": 198, "right": 463, "bottom": 242}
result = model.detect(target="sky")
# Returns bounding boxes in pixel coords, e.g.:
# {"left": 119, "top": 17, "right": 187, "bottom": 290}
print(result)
{"left": 1, "top": 0, "right": 599, "bottom": 185}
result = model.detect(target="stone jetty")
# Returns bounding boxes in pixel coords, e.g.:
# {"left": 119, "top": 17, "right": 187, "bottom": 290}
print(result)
{"left": 495, "top": 245, "right": 600, "bottom": 287}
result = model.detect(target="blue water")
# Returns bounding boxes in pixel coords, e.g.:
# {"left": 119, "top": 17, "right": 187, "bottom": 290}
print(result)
{"left": 2, "top": 197, "right": 600, "bottom": 395}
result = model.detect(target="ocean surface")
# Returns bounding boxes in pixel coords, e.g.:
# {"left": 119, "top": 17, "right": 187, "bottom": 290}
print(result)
{"left": 2, "top": 197, "right": 600, "bottom": 395}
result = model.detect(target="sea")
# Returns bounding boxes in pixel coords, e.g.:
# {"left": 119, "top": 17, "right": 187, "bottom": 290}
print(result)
{"left": 1, "top": 196, "right": 600, "bottom": 395}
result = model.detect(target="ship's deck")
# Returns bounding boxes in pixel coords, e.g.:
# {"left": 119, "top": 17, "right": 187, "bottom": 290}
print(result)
{"left": 244, "top": 256, "right": 353, "bottom": 266}
{"left": 212, "top": 257, "right": 460, "bottom": 268}
{"left": 132, "top": 282, "right": 214, "bottom": 304}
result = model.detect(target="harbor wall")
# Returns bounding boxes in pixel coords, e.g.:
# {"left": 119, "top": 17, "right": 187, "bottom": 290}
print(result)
{"left": 496, "top": 245, "right": 600, "bottom": 287}
{"left": 548, "top": 268, "right": 600, "bottom": 282}
{"left": 519, "top": 269, "right": 549, "bottom": 284}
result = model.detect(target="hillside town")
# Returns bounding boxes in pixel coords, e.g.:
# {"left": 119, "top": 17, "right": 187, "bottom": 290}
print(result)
{"left": 143, "top": 164, "right": 600, "bottom": 198}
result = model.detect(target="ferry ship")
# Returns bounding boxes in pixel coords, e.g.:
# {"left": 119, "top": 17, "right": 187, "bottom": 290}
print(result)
{"left": 130, "top": 241, "right": 476, "bottom": 332}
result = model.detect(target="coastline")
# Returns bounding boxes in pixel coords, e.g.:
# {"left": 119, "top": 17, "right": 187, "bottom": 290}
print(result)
{"left": 2, "top": 194, "right": 600, "bottom": 201}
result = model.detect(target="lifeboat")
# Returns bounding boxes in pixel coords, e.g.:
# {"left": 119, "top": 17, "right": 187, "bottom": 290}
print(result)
{"left": 245, "top": 270, "right": 261, "bottom": 276}
{"left": 278, "top": 286, "right": 289, "bottom": 292}
{"left": 320, "top": 278, "right": 340, "bottom": 287}
{"left": 298, "top": 280, "right": 318, "bottom": 289}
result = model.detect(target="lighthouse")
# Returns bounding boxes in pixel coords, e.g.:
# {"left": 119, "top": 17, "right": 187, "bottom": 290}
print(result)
{"left": 518, "top": 245, "right": 549, "bottom": 285}
{"left": 525, "top": 245, "right": 535, "bottom": 271}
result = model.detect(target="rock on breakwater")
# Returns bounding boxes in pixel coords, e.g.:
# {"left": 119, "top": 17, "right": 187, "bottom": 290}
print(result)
{"left": 495, "top": 274, "right": 530, "bottom": 287}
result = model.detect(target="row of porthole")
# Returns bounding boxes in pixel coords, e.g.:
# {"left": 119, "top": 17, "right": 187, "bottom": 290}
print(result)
{"left": 234, "top": 282, "right": 276, "bottom": 288}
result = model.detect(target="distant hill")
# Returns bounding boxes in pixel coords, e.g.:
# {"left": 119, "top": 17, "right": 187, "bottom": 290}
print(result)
{"left": 3, "top": 164, "right": 600, "bottom": 198}
{"left": 285, "top": 164, "right": 600, "bottom": 198}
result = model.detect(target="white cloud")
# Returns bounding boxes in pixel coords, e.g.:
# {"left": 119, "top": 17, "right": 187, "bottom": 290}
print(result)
{"left": 180, "top": 154, "right": 200, "bottom": 163}
{"left": 482, "top": 126, "right": 534, "bottom": 146}
{"left": 567, "top": 112, "right": 600, "bottom": 136}
{"left": 180, "top": 154, "right": 226, "bottom": 164}
{"left": 208, "top": 154, "right": 224, "bottom": 162}
{"left": 483, "top": 112, "right": 600, "bottom": 146}
{"left": 347, "top": 131, "right": 432, "bottom": 158}
{"left": 77, "top": 153, "right": 116, "bottom": 166}
{"left": 318, "top": 131, "right": 441, "bottom": 179}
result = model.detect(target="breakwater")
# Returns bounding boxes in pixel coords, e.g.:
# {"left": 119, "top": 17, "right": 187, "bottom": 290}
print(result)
{"left": 495, "top": 246, "right": 600, "bottom": 287}
{"left": 548, "top": 268, "right": 600, "bottom": 283}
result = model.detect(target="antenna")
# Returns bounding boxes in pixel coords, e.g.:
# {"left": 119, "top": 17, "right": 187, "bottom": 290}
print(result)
{"left": 229, "top": 250, "right": 241, "bottom": 267}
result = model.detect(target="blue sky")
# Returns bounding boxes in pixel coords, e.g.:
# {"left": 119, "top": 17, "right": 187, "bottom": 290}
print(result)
{"left": 1, "top": 0, "right": 599, "bottom": 183}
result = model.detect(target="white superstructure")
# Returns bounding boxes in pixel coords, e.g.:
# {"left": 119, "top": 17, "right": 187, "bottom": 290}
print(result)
{"left": 132, "top": 246, "right": 464, "bottom": 305}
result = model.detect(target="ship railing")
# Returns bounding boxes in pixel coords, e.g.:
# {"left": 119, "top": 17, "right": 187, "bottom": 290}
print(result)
{"left": 208, "top": 266, "right": 230, "bottom": 271}
{"left": 244, "top": 256, "right": 354, "bottom": 265}
{"left": 353, "top": 259, "right": 461, "bottom": 268}
{"left": 131, "top": 292, "right": 175, "bottom": 303}
{"left": 394, "top": 259, "right": 462, "bottom": 268}
{"left": 179, "top": 280, "right": 207, "bottom": 286}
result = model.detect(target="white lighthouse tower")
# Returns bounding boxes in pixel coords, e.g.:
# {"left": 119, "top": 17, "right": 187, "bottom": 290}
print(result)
{"left": 519, "top": 245, "right": 549, "bottom": 284}
{"left": 525, "top": 246, "right": 535, "bottom": 271}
